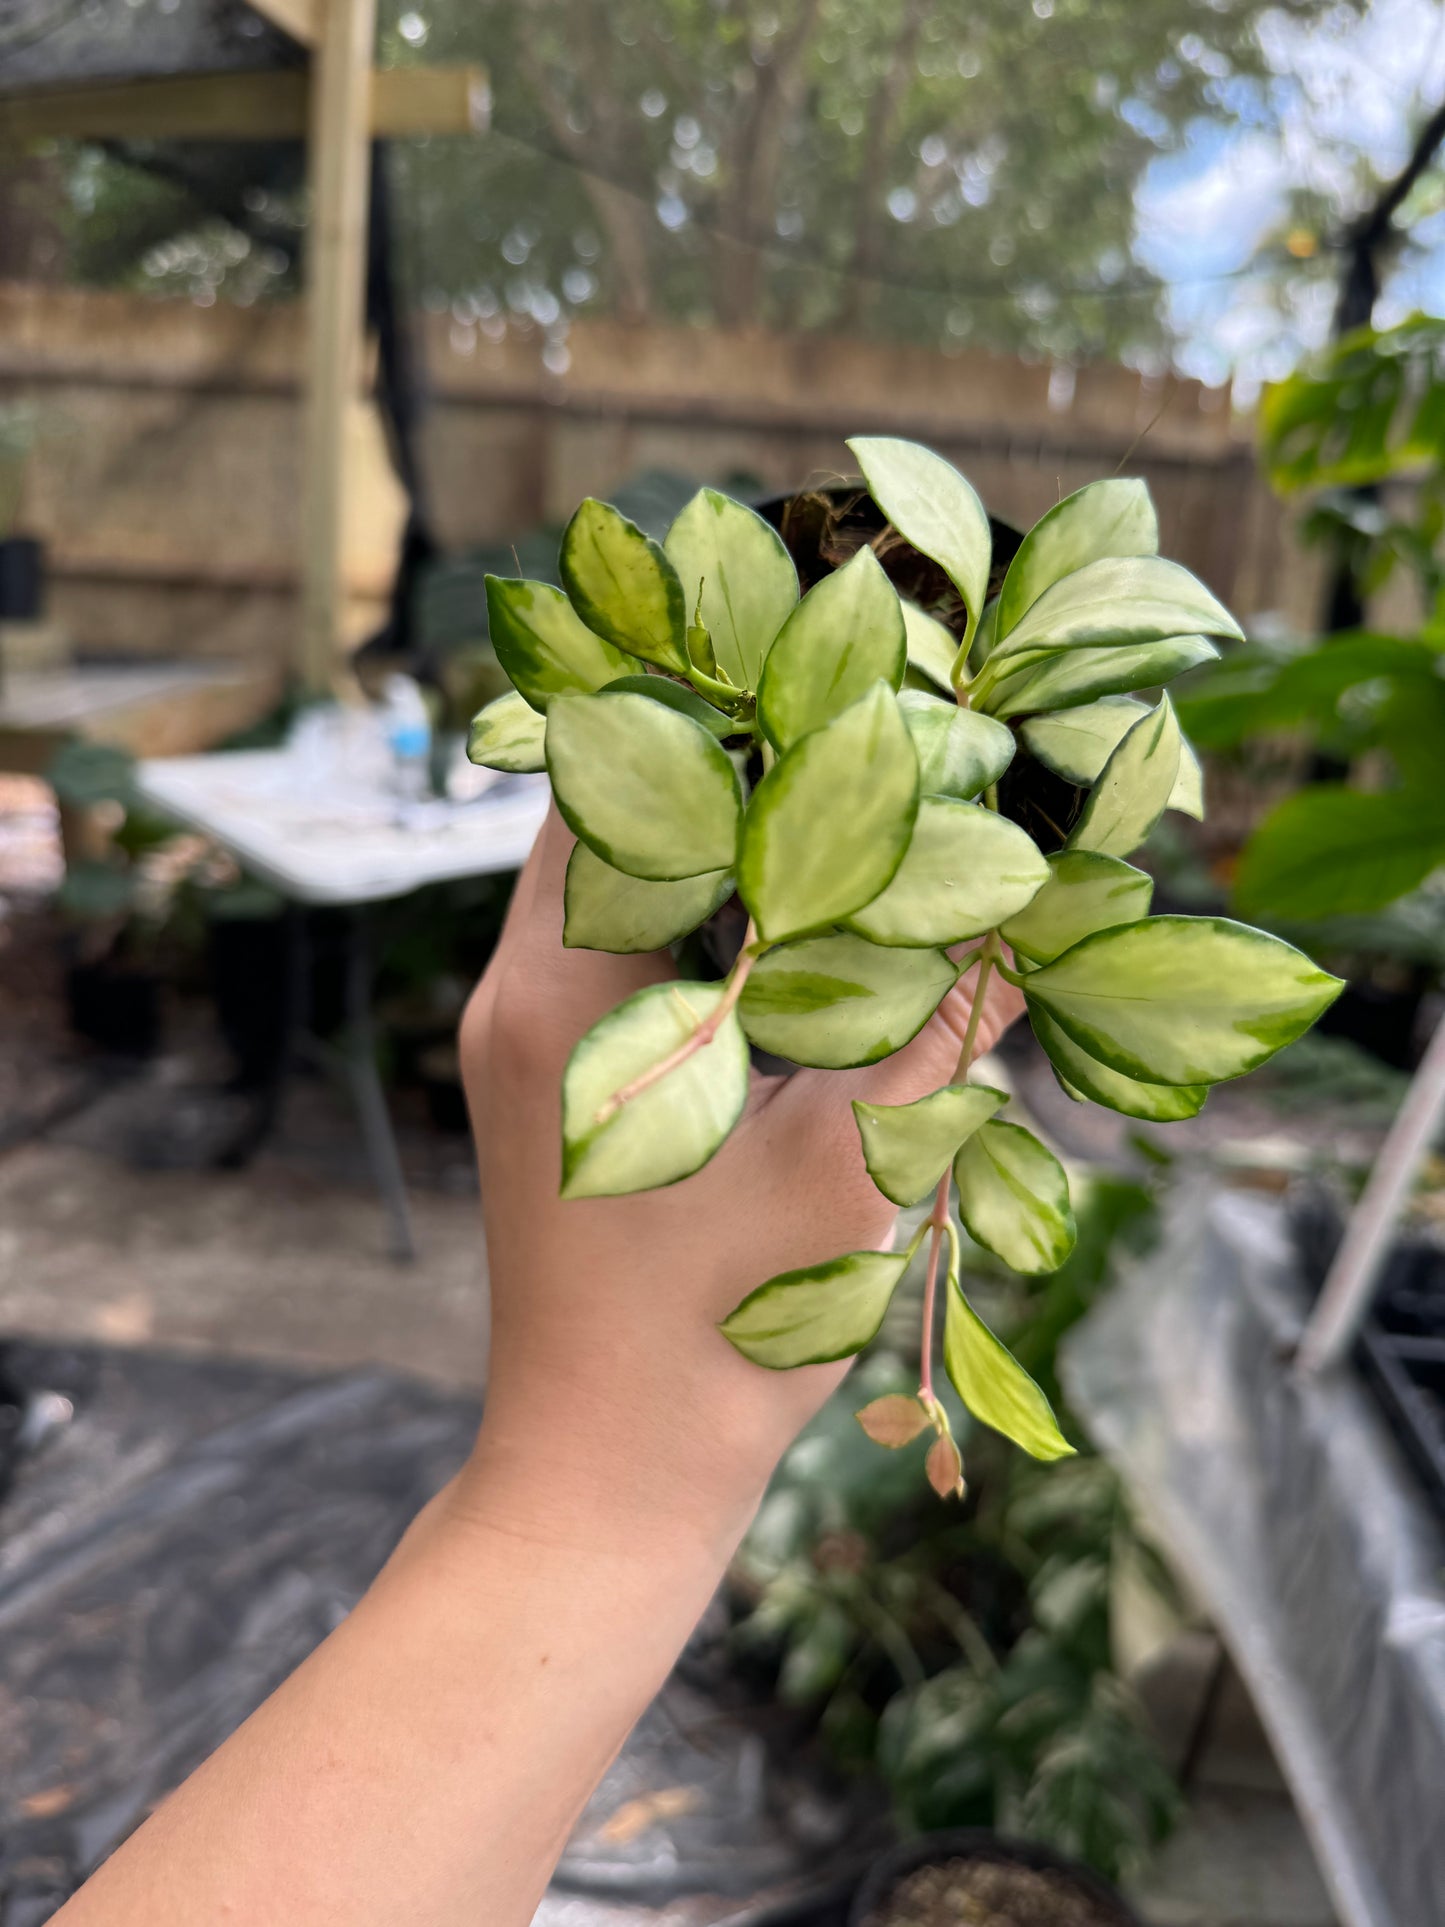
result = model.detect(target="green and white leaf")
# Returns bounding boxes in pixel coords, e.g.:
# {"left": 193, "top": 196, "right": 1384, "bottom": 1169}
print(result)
{"left": 560, "top": 498, "right": 689, "bottom": 672}
{"left": 978, "top": 635, "right": 1221, "bottom": 720}
{"left": 899, "top": 692, "right": 1015, "bottom": 799}
{"left": 985, "top": 555, "right": 1243, "bottom": 666}
{"left": 601, "top": 673, "right": 735, "bottom": 739}
{"left": 738, "top": 682, "right": 919, "bottom": 942}
{"left": 1028, "top": 1005, "right": 1207, "bottom": 1122}
{"left": 664, "top": 487, "right": 799, "bottom": 692}
{"left": 996, "top": 478, "right": 1158, "bottom": 638}
{"left": 852, "top": 1083, "right": 1006, "bottom": 1207}
{"left": 846, "top": 798, "right": 1048, "bottom": 947}
{"left": 547, "top": 690, "right": 741, "bottom": 881}
{"left": 848, "top": 436, "right": 992, "bottom": 642}
{"left": 1021, "top": 915, "right": 1344, "bottom": 1086}
{"left": 563, "top": 843, "right": 733, "bottom": 954}
{"left": 1067, "top": 693, "right": 1182, "bottom": 858}
{"left": 953, "top": 1120, "right": 1077, "bottom": 1276}
{"left": 720, "top": 1250, "right": 907, "bottom": 1368}
{"left": 943, "top": 1276, "right": 1074, "bottom": 1459}
{"left": 1000, "top": 850, "right": 1153, "bottom": 965}
{"left": 758, "top": 547, "right": 907, "bottom": 749}
{"left": 466, "top": 690, "right": 547, "bottom": 772}
{"left": 902, "top": 601, "right": 961, "bottom": 691}
{"left": 740, "top": 932, "right": 958, "bottom": 1068}
{"left": 561, "top": 981, "right": 749, "bottom": 1198}
{"left": 1023, "top": 696, "right": 1201, "bottom": 815}
{"left": 485, "top": 576, "right": 636, "bottom": 712}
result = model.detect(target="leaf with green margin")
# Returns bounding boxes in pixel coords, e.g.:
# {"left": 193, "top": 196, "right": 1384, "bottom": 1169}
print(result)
{"left": 758, "top": 548, "right": 906, "bottom": 749}
{"left": 978, "top": 635, "right": 1220, "bottom": 720}
{"left": 563, "top": 843, "right": 733, "bottom": 954}
{"left": 1000, "top": 850, "right": 1153, "bottom": 965}
{"left": 546, "top": 690, "right": 741, "bottom": 881}
{"left": 1022, "top": 696, "right": 1201, "bottom": 815}
{"left": 902, "top": 601, "right": 960, "bottom": 691}
{"left": 846, "top": 798, "right": 1048, "bottom": 947}
{"left": 664, "top": 487, "right": 799, "bottom": 692}
{"left": 996, "top": 479, "right": 1158, "bottom": 638}
{"left": 720, "top": 1250, "right": 908, "bottom": 1368}
{"left": 561, "top": 980, "right": 749, "bottom": 1198}
{"left": 740, "top": 933, "right": 958, "bottom": 1068}
{"left": 485, "top": 576, "right": 636, "bottom": 712}
{"left": 738, "top": 682, "right": 918, "bottom": 942}
{"left": 984, "top": 555, "right": 1243, "bottom": 668}
{"left": 1067, "top": 693, "right": 1182, "bottom": 859}
{"left": 848, "top": 436, "right": 992, "bottom": 642}
{"left": 1234, "top": 785, "right": 1445, "bottom": 920}
{"left": 1028, "top": 1004, "right": 1207, "bottom": 1122}
{"left": 1021, "top": 915, "right": 1344, "bottom": 1086}
{"left": 466, "top": 691, "right": 547, "bottom": 772}
{"left": 601, "top": 674, "right": 735, "bottom": 739}
{"left": 899, "top": 692, "right": 1015, "bottom": 799}
{"left": 943, "top": 1274, "right": 1074, "bottom": 1459}
{"left": 953, "top": 1120, "right": 1077, "bottom": 1276}
{"left": 852, "top": 1083, "right": 1006, "bottom": 1206}
{"left": 560, "top": 498, "right": 688, "bottom": 671}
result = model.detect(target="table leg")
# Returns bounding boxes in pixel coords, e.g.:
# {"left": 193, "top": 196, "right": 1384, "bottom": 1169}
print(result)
{"left": 343, "top": 911, "right": 417, "bottom": 1264}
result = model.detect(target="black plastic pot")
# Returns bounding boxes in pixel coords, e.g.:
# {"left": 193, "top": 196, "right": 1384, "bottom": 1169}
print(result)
{"left": 0, "top": 536, "right": 45, "bottom": 621}
{"left": 848, "top": 1831, "right": 1141, "bottom": 1927}
{"left": 65, "top": 958, "right": 162, "bottom": 1058}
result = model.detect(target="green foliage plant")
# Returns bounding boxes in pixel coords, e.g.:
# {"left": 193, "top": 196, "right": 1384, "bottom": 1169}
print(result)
{"left": 468, "top": 440, "right": 1344, "bottom": 1493}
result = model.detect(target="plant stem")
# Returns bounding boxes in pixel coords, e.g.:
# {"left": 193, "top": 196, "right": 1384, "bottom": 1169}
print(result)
{"left": 593, "top": 923, "right": 762, "bottom": 1126}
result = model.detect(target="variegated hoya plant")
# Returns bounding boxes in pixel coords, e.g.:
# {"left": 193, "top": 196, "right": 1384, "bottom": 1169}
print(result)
{"left": 468, "top": 438, "right": 1342, "bottom": 1498}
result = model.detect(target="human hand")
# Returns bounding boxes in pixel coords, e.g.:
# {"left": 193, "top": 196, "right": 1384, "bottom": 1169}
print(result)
{"left": 455, "top": 808, "right": 1025, "bottom": 1555}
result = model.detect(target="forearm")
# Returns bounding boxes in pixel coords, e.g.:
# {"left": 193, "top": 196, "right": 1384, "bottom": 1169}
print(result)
{"left": 54, "top": 1462, "right": 752, "bottom": 1927}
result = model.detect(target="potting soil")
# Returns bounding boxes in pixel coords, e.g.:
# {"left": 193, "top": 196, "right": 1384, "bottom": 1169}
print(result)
{"left": 860, "top": 1858, "right": 1122, "bottom": 1927}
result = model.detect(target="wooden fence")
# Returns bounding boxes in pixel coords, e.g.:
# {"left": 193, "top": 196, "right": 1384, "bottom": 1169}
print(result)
{"left": 0, "top": 282, "right": 1325, "bottom": 669}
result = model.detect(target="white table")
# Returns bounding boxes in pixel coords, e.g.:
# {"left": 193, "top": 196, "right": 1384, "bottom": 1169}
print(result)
{"left": 136, "top": 747, "right": 549, "bottom": 1258}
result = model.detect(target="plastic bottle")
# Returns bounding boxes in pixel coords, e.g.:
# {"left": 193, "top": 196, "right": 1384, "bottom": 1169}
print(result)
{"left": 381, "top": 674, "right": 432, "bottom": 802}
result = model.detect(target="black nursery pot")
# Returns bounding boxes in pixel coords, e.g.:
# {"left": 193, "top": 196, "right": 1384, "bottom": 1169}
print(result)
{"left": 66, "top": 957, "right": 163, "bottom": 1059}
{"left": 0, "top": 537, "right": 45, "bottom": 621}
{"left": 848, "top": 1830, "right": 1141, "bottom": 1927}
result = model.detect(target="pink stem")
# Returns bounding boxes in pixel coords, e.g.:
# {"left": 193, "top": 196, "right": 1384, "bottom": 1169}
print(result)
{"left": 593, "top": 924, "right": 759, "bottom": 1126}
{"left": 918, "top": 1172, "right": 951, "bottom": 1404}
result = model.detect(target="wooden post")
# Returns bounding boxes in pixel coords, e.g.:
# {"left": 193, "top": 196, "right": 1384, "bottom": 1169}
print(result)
{"left": 299, "top": 0, "right": 379, "bottom": 692}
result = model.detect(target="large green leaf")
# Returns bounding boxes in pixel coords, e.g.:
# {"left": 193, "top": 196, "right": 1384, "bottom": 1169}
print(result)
{"left": 846, "top": 798, "right": 1048, "bottom": 947}
{"left": 738, "top": 682, "right": 919, "bottom": 942}
{"left": 984, "top": 555, "right": 1243, "bottom": 667}
{"left": 1000, "top": 850, "right": 1153, "bottom": 965}
{"left": 601, "top": 674, "right": 735, "bottom": 739}
{"left": 977, "top": 635, "right": 1220, "bottom": 719}
{"left": 740, "top": 933, "right": 958, "bottom": 1068}
{"left": 902, "top": 601, "right": 962, "bottom": 692}
{"left": 899, "top": 692, "right": 1015, "bottom": 799}
{"left": 720, "top": 1250, "right": 907, "bottom": 1368}
{"left": 560, "top": 498, "right": 689, "bottom": 672}
{"left": 996, "top": 480, "right": 1158, "bottom": 638}
{"left": 485, "top": 576, "right": 635, "bottom": 712}
{"left": 561, "top": 980, "right": 749, "bottom": 1198}
{"left": 848, "top": 436, "right": 992, "bottom": 642}
{"left": 563, "top": 843, "right": 733, "bottom": 954}
{"left": 852, "top": 1083, "right": 1005, "bottom": 1206}
{"left": 466, "top": 690, "right": 547, "bottom": 772}
{"left": 1234, "top": 785, "right": 1445, "bottom": 920}
{"left": 664, "top": 487, "right": 799, "bottom": 692}
{"left": 1028, "top": 1005, "right": 1207, "bottom": 1122}
{"left": 943, "top": 1276, "right": 1074, "bottom": 1459}
{"left": 953, "top": 1120, "right": 1076, "bottom": 1275}
{"left": 1067, "top": 693, "right": 1182, "bottom": 859}
{"left": 758, "top": 547, "right": 906, "bottom": 749}
{"left": 1021, "top": 696, "right": 1202, "bottom": 815}
{"left": 547, "top": 690, "right": 742, "bottom": 881}
{"left": 1021, "top": 915, "right": 1344, "bottom": 1086}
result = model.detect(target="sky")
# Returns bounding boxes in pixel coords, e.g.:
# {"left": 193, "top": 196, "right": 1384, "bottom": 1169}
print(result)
{"left": 1135, "top": 0, "right": 1445, "bottom": 393}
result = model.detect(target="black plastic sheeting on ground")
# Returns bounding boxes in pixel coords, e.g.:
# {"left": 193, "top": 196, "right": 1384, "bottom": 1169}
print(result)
{"left": 0, "top": 1343, "right": 868, "bottom": 1927}
{"left": 1063, "top": 1185, "right": 1445, "bottom": 1927}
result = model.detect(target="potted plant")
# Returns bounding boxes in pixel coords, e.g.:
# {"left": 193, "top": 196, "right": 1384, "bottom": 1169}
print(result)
{"left": 467, "top": 435, "right": 1343, "bottom": 1495}
{"left": 849, "top": 1830, "right": 1139, "bottom": 1927}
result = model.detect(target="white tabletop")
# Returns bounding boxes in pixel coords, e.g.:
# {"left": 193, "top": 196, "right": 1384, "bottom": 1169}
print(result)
{"left": 0, "top": 662, "right": 256, "bottom": 730}
{"left": 136, "top": 748, "right": 549, "bottom": 907}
